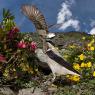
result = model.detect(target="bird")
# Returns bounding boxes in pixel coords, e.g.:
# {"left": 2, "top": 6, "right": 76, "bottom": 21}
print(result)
{"left": 21, "top": 5, "right": 48, "bottom": 53}
{"left": 21, "top": 5, "right": 81, "bottom": 81}
{"left": 35, "top": 34, "right": 80, "bottom": 81}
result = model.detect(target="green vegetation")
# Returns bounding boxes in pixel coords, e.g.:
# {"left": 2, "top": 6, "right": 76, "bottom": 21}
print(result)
{"left": 0, "top": 9, "right": 95, "bottom": 95}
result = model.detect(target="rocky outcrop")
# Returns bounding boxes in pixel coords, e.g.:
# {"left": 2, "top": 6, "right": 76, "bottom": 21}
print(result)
{"left": 18, "top": 87, "right": 43, "bottom": 95}
{"left": 0, "top": 87, "right": 15, "bottom": 95}
{"left": 18, "top": 86, "right": 57, "bottom": 95}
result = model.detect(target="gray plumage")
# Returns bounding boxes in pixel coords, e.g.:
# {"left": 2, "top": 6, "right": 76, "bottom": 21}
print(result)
{"left": 21, "top": 5, "right": 80, "bottom": 81}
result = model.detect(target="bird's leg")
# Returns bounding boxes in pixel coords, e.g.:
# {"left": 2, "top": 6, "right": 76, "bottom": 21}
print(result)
{"left": 42, "top": 36, "right": 47, "bottom": 53}
{"left": 44, "top": 74, "right": 56, "bottom": 87}
{"left": 46, "top": 73, "right": 56, "bottom": 87}
{"left": 52, "top": 73, "right": 56, "bottom": 83}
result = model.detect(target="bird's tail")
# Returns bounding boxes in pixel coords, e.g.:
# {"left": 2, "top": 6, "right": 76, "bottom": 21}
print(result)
{"left": 67, "top": 70, "right": 80, "bottom": 76}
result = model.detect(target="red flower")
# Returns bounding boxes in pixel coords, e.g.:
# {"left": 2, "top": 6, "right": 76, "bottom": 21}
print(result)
{"left": 0, "top": 54, "right": 6, "bottom": 63}
{"left": 17, "top": 41, "right": 26, "bottom": 49}
{"left": 7, "top": 30, "right": 14, "bottom": 39}
{"left": 30, "top": 42, "right": 37, "bottom": 51}
{"left": 12, "top": 27, "right": 19, "bottom": 33}
{"left": 7, "top": 27, "right": 19, "bottom": 39}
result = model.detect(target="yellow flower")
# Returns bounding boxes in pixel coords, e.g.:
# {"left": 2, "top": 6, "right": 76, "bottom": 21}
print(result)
{"left": 80, "top": 62, "right": 85, "bottom": 67}
{"left": 87, "top": 43, "right": 92, "bottom": 47}
{"left": 91, "top": 39, "right": 94, "bottom": 44}
{"left": 84, "top": 63, "right": 88, "bottom": 67}
{"left": 72, "top": 75, "right": 80, "bottom": 81}
{"left": 73, "top": 64, "right": 80, "bottom": 70}
{"left": 66, "top": 75, "right": 72, "bottom": 80}
{"left": 69, "top": 45, "right": 75, "bottom": 48}
{"left": 81, "top": 62, "right": 92, "bottom": 68}
{"left": 82, "top": 37, "right": 85, "bottom": 40}
{"left": 20, "top": 63, "right": 30, "bottom": 71}
{"left": 79, "top": 54, "right": 85, "bottom": 60}
{"left": 3, "top": 72, "right": 8, "bottom": 77}
{"left": 93, "top": 71, "right": 95, "bottom": 77}
{"left": 90, "top": 46, "right": 94, "bottom": 51}
{"left": 87, "top": 62, "right": 92, "bottom": 67}
{"left": 63, "top": 55, "right": 68, "bottom": 59}
{"left": 3, "top": 69, "right": 9, "bottom": 77}
{"left": 66, "top": 74, "right": 70, "bottom": 78}
{"left": 67, "top": 75, "right": 80, "bottom": 82}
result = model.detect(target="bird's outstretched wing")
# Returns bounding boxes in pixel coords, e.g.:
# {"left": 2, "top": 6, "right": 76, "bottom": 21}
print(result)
{"left": 21, "top": 5, "right": 48, "bottom": 32}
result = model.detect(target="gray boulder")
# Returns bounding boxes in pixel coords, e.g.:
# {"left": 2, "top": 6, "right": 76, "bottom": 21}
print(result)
{"left": 0, "top": 87, "right": 15, "bottom": 95}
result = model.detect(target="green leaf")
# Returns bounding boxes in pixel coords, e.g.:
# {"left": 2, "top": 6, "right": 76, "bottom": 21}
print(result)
{"left": 3, "top": 8, "right": 6, "bottom": 18}
{"left": 10, "top": 15, "right": 15, "bottom": 20}
{"left": 3, "top": 8, "right": 15, "bottom": 20}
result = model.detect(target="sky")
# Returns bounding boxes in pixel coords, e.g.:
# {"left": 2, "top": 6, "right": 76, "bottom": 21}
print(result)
{"left": 0, "top": 0, "right": 95, "bottom": 34}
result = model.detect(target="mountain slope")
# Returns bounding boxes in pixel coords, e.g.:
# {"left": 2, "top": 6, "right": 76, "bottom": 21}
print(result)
{"left": 29, "top": 31, "right": 89, "bottom": 48}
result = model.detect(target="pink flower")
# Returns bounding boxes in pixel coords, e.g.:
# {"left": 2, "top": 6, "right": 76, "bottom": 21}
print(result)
{"left": 0, "top": 54, "right": 6, "bottom": 62}
{"left": 30, "top": 42, "right": 37, "bottom": 51}
{"left": 17, "top": 41, "right": 26, "bottom": 49}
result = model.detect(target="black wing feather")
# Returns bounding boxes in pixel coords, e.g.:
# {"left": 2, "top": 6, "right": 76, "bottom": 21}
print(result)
{"left": 46, "top": 50, "right": 80, "bottom": 75}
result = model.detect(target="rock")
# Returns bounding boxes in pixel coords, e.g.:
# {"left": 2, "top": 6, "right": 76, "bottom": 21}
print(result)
{"left": 18, "top": 87, "right": 45, "bottom": 95}
{"left": 0, "top": 87, "right": 15, "bottom": 95}
{"left": 48, "top": 87, "right": 57, "bottom": 94}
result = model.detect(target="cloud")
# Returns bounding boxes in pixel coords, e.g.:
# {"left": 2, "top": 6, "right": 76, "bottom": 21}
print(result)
{"left": 89, "top": 19, "right": 95, "bottom": 35}
{"left": 89, "top": 27, "right": 95, "bottom": 35}
{"left": 57, "top": 0, "right": 80, "bottom": 31}
{"left": 90, "top": 19, "right": 95, "bottom": 27}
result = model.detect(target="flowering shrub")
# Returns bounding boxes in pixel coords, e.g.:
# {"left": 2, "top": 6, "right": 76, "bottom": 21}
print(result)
{"left": 60, "top": 35, "right": 95, "bottom": 82}
{"left": 0, "top": 9, "right": 37, "bottom": 83}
